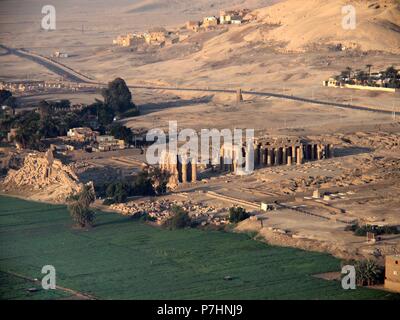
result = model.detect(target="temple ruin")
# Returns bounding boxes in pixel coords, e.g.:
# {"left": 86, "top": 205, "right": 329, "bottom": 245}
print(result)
{"left": 159, "top": 150, "right": 198, "bottom": 188}
{"left": 219, "top": 136, "right": 334, "bottom": 173}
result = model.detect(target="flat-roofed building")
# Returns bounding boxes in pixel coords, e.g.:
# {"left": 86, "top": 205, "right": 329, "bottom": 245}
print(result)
{"left": 385, "top": 255, "right": 400, "bottom": 293}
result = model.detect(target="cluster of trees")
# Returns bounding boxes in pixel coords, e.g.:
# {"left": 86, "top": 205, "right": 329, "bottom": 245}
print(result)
{"left": 0, "top": 89, "right": 17, "bottom": 109}
{"left": 163, "top": 205, "right": 192, "bottom": 230}
{"left": 228, "top": 207, "right": 250, "bottom": 223}
{"left": 342, "top": 260, "right": 384, "bottom": 287}
{"left": 345, "top": 223, "right": 399, "bottom": 237}
{"left": 336, "top": 65, "right": 399, "bottom": 88}
{"left": 102, "top": 167, "right": 170, "bottom": 204}
{"left": 67, "top": 185, "right": 96, "bottom": 228}
{"left": 1, "top": 78, "right": 140, "bottom": 150}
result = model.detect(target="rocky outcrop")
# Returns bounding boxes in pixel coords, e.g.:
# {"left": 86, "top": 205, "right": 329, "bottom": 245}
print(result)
{"left": 2, "top": 149, "right": 84, "bottom": 203}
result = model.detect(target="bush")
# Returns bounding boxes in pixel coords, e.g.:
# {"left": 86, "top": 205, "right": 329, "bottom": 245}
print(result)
{"left": 139, "top": 212, "right": 157, "bottom": 222}
{"left": 164, "top": 205, "right": 191, "bottom": 229}
{"left": 228, "top": 207, "right": 250, "bottom": 223}
{"left": 347, "top": 223, "right": 400, "bottom": 237}
{"left": 102, "top": 198, "right": 115, "bottom": 205}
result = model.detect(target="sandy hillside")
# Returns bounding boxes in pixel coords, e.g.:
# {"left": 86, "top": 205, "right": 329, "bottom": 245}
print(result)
{"left": 251, "top": 0, "right": 400, "bottom": 53}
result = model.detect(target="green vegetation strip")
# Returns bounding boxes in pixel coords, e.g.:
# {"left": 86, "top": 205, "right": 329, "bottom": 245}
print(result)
{"left": 0, "top": 196, "right": 398, "bottom": 300}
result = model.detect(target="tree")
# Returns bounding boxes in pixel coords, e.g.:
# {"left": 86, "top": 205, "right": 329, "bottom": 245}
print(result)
{"left": 109, "top": 123, "right": 133, "bottom": 144}
{"left": 355, "top": 260, "right": 384, "bottom": 286}
{"left": 147, "top": 167, "right": 170, "bottom": 195}
{"left": 228, "top": 207, "right": 250, "bottom": 223}
{"left": 101, "top": 78, "right": 137, "bottom": 114}
{"left": 38, "top": 100, "right": 51, "bottom": 119}
{"left": 67, "top": 184, "right": 96, "bottom": 228}
{"left": 68, "top": 202, "right": 95, "bottom": 228}
{"left": 0, "top": 90, "right": 12, "bottom": 105}
{"left": 106, "top": 181, "right": 129, "bottom": 203}
{"left": 345, "top": 66, "right": 352, "bottom": 82}
{"left": 164, "top": 205, "right": 191, "bottom": 229}
{"left": 383, "top": 66, "right": 399, "bottom": 88}
{"left": 366, "top": 64, "right": 372, "bottom": 81}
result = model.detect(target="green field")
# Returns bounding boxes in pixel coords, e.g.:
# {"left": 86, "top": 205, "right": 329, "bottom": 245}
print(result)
{"left": 0, "top": 195, "right": 397, "bottom": 300}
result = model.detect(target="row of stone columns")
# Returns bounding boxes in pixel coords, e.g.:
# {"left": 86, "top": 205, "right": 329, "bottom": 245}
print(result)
{"left": 254, "top": 143, "right": 334, "bottom": 168}
{"left": 160, "top": 153, "right": 198, "bottom": 184}
{"left": 180, "top": 159, "right": 198, "bottom": 183}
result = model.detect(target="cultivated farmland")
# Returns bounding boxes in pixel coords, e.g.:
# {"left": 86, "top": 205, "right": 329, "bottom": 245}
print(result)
{"left": 0, "top": 196, "right": 397, "bottom": 300}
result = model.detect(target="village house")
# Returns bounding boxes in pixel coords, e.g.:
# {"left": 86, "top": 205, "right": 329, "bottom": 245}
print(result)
{"left": 144, "top": 27, "right": 168, "bottom": 46}
{"left": 203, "top": 16, "right": 218, "bottom": 28}
{"left": 67, "top": 127, "right": 99, "bottom": 142}
{"left": 113, "top": 33, "right": 144, "bottom": 47}
{"left": 94, "top": 135, "right": 126, "bottom": 152}
{"left": 52, "top": 51, "right": 69, "bottom": 58}
{"left": 186, "top": 21, "right": 200, "bottom": 32}
{"left": 220, "top": 9, "right": 249, "bottom": 25}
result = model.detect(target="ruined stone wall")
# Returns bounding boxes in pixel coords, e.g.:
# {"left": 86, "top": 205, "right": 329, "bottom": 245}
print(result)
{"left": 1, "top": 150, "right": 84, "bottom": 203}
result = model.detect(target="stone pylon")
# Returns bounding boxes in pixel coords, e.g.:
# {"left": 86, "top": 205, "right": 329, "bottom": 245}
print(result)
{"left": 236, "top": 88, "right": 243, "bottom": 104}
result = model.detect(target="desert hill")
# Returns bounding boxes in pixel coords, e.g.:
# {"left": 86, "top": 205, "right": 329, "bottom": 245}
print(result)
{"left": 249, "top": 0, "right": 400, "bottom": 53}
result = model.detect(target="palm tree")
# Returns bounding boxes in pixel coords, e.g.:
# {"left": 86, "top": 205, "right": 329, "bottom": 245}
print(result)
{"left": 345, "top": 67, "right": 352, "bottom": 83}
{"left": 366, "top": 64, "right": 372, "bottom": 82}
{"left": 78, "top": 184, "right": 95, "bottom": 207}
{"left": 355, "top": 260, "right": 383, "bottom": 286}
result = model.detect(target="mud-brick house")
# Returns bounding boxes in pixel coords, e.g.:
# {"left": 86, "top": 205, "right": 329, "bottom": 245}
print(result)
{"left": 186, "top": 21, "right": 200, "bottom": 32}
{"left": 385, "top": 255, "right": 400, "bottom": 293}
{"left": 94, "top": 135, "right": 126, "bottom": 152}
{"left": 67, "top": 127, "right": 99, "bottom": 142}
{"left": 203, "top": 16, "right": 218, "bottom": 28}
{"left": 144, "top": 27, "right": 167, "bottom": 45}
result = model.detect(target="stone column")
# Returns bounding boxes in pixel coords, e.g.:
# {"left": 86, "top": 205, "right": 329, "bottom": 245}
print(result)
{"left": 317, "top": 144, "right": 322, "bottom": 160}
{"left": 267, "top": 148, "right": 272, "bottom": 166}
{"left": 191, "top": 159, "right": 197, "bottom": 182}
{"left": 255, "top": 144, "right": 260, "bottom": 167}
{"left": 296, "top": 146, "right": 303, "bottom": 165}
{"left": 276, "top": 148, "right": 281, "bottom": 166}
{"left": 282, "top": 147, "right": 287, "bottom": 165}
{"left": 287, "top": 154, "right": 292, "bottom": 166}
{"left": 245, "top": 144, "right": 253, "bottom": 173}
{"left": 329, "top": 144, "right": 334, "bottom": 158}
{"left": 181, "top": 159, "right": 188, "bottom": 183}
{"left": 310, "top": 144, "right": 315, "bottom": 161}
{"left": 292, "top": 145, "right": 296, "bottom": 164}
{"left": 219, "top": 156, "right": 224, "bottom": 171}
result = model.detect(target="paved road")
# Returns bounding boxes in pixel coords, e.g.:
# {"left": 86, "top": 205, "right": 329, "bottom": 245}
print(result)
{"left": 2, "top": 44, "right": 396, "bottom": 116}
{"left": 0, "top": 44, "right": 95, "bottom": 83}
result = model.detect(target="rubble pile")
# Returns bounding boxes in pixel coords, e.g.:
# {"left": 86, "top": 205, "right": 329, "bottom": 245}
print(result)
{"left": 1, "top": 150, "right": 84, "bottom": 203}
{"left": 109, "top": 199, "right": 228, "bottom": 225}
{"left": 326, "top": 131, "right": 400, "bottom": 151}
